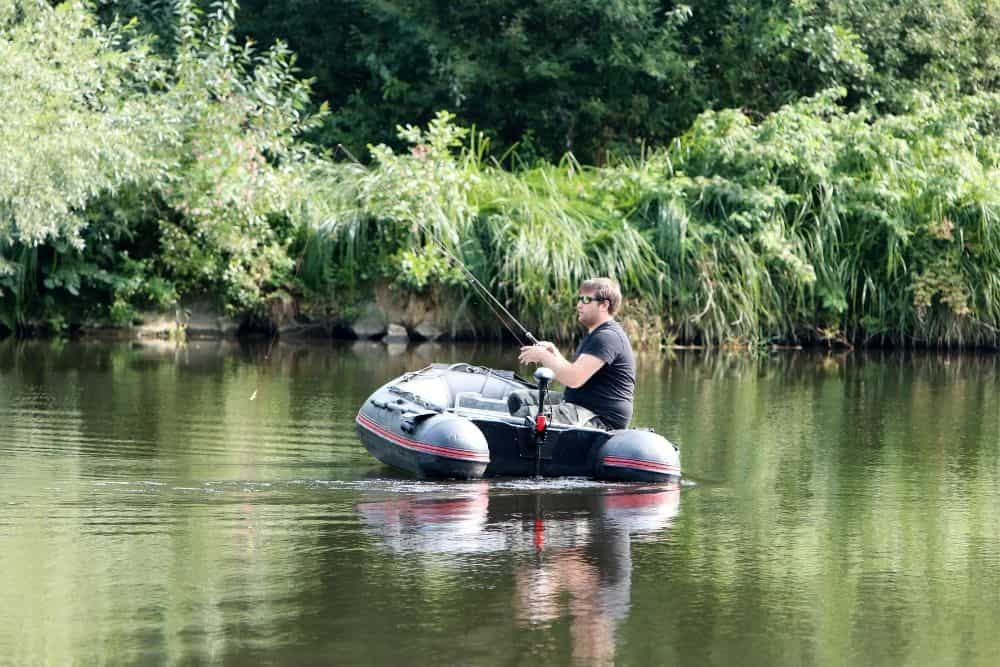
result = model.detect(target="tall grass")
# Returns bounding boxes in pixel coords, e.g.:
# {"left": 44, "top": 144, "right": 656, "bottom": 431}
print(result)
{"left": 297, "top": 95, "right": 1000, "bottom": 348}
{"left": 298, "top": 112, "right": 664, "bottom": 341}
{"left": 599, "top": 90, "right": 1000, "bottom": 347}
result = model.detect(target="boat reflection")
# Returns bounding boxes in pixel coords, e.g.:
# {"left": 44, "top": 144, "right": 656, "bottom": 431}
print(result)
{"left": 356, "top": 482, "right": 680, "bottom": 665}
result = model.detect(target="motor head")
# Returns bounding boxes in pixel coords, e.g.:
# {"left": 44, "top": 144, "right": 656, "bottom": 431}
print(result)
{"left": 533, "top": 366, "right": 555, "bottom": 389}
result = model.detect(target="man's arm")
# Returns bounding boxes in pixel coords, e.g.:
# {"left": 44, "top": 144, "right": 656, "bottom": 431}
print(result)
{"left": 518, "top": 346, "right": 605, "bottom": 388}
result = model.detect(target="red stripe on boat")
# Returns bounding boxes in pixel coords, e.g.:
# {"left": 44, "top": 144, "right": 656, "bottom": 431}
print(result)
{"left": 602, "top": 455, "right": 680, "bottom": 475}
{"left": 357, "top": 413, "right": 489, "bottom": 463}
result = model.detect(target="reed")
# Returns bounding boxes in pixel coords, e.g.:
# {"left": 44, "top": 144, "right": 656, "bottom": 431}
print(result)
{"left": 300, "top": 112, "right": 664, "bottom": 341}
{"left": 598, "top": 91, "right": 1000, "bottom": 347}
{"left": 299, "top": 94, "right": 1000, "bottom": 348}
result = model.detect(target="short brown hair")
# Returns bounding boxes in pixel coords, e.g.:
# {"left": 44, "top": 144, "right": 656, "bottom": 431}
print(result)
{"left": 580, "top": 277, "right": 622, "bottom": 315}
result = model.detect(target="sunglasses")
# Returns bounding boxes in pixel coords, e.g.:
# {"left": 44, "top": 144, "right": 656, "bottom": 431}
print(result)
{"left": 576, "top": 295, "right": 606, "bottom": 304}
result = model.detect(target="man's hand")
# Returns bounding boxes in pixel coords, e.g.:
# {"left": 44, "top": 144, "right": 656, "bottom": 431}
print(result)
{"left": 518, "top": 344, "right": 551, "bottom": 365}
{"left": 534, "top": 341, "right": 558, "bottom": 355}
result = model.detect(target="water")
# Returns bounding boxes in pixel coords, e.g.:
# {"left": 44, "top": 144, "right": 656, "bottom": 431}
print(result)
{"left": 1, "top": 340, "right": 999, "bottom": 665}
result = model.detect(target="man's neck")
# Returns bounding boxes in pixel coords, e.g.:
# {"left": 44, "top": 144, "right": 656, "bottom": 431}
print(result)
{"left": 587, "top": 315, "right": 613, "bottom": 334}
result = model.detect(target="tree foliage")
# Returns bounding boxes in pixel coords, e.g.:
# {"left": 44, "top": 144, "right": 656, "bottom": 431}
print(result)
{"left": 0, "top": 0, "right": 325, "bottom": 332}
{"left": 221, "top": 0, "right": 1000, "bottom": 164}
{"left": 0, "top": 1, "right": 166, "bottom": 251}
{"left": 0, "top": 1, "right": 170, "bottom": 330}
{"left": 4, "top": 0, "right": 1000, "bottom": 347}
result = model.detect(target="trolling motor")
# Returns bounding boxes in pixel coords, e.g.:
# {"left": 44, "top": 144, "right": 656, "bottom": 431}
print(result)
{"left": 532, "top": 367, "right": 555, "bottom": 478}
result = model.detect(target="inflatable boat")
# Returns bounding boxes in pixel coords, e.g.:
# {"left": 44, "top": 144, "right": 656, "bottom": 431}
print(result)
{"left": 355, "top": 363, "right": 681, "bottom": 482}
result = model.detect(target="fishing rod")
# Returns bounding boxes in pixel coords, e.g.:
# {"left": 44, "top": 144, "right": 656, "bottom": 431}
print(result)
{"left": 422, "top": 213, "right": 538, "bottom": 346}
{"left": 336, "top": 145, "right": 539, "bottom": 347}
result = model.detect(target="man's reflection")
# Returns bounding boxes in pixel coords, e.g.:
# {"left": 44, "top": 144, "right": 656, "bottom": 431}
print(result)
{"left": 356, "top": 483, "right": 679, "bottom": 665}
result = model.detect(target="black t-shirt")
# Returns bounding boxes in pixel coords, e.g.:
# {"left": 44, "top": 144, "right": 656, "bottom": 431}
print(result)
{"left": 563, "top": 320, "right": 636, "bottom": 429}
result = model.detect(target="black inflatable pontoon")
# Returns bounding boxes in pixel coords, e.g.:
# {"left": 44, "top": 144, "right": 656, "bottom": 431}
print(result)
{"left": 356, "top": 363, "right": 681, "bottom": 482}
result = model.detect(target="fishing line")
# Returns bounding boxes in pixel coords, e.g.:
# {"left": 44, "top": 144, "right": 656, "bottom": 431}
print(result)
{"left": 421, "top": 216, "right": 537, "bottom": 346}
{"left": 249, "top": 332, "right": 278, "bottom": 401}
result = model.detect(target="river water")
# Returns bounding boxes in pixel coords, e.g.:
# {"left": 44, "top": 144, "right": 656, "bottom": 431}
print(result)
{"left": 1, "top": 339, "right": 999, "bottom": 665}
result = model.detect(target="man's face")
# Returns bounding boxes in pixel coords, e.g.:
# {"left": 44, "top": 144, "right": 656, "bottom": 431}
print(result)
{"left": 576, "top": 290, "right": 606, "bottom": 328}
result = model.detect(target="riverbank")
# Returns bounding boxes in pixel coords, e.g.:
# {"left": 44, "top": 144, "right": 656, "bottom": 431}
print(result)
{"left": 5, "top": 5, "right": 1000, "bottom": 351}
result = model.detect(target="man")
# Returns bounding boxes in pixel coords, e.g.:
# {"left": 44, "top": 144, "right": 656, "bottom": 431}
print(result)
{"left": 517, "top": 277, "right": 636, "bottom": 430}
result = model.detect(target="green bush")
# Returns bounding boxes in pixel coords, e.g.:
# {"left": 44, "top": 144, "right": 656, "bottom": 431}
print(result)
{"left": 0, "top": 0, "right": 326, "bottom": 331}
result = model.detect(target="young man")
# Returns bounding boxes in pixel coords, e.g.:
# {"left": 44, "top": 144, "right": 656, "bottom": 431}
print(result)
{"left": 517, "top": 277, "right": 636, "bottom": 430}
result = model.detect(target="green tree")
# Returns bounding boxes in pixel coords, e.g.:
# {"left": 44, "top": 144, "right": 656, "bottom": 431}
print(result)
{"left": 0, "top": 0, "right": 326, "bottom": 333}
{"left": 153, "top": 0, "right": 325, "bottom": 313}
{"left": 234, "top": 0, "right": 696, "bottom": 164}
{"left": 227, "top": 0, "right": 1000, "bottom": 163}
{"left": 0, "top": 0, "right": 170, "bottom": 331}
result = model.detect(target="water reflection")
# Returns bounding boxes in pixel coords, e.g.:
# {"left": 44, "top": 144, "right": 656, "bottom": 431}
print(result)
{"left": 5, "top": 339, "right": 1000, "bottom": 665}
{"left": 357, "top": 483, "right": 679, "bottom": 664}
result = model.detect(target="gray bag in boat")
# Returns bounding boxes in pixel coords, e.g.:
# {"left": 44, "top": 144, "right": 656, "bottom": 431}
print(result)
{"left": 506, "top": 389, "right": 607, "bottom": 429}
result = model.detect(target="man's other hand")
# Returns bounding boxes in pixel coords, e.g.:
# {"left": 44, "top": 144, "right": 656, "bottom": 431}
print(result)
{"left": 518, "top": 344, "right": 550, "bottom": 365}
